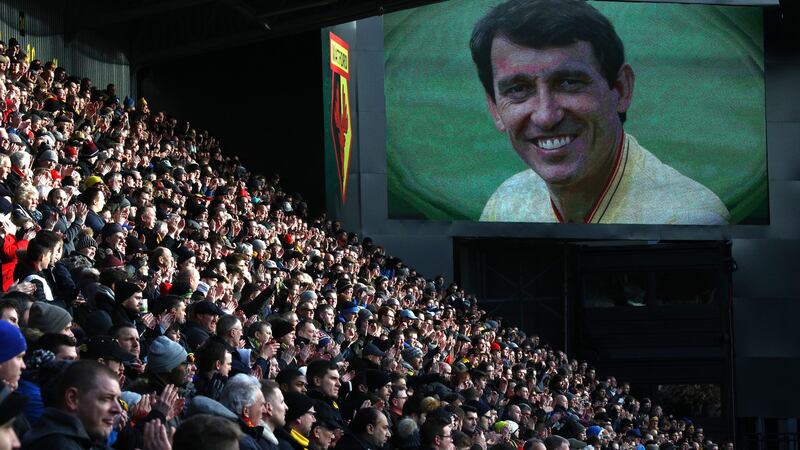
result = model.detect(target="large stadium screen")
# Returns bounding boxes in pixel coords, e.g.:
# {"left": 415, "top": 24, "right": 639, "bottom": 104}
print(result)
{"left": 385, "top": 0, "right": 767, "bottom": 225}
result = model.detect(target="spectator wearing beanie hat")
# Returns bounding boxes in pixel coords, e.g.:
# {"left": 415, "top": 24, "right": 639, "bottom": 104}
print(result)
{"left": 275, "top": 392, "right": 316, "bottom": 450}
{"left": 175, "top": 247, "right": 196, "bottom": 271}
{"left": 139, "top": 336, "right": 191, "bottom": 394}
{"left": 61, "top": 231, "right": 97, "bottom": 278}
{"left": 271, "top": 319, "right": 295, "bottom": 347}
{"left": 401, "top": 347, "right": 424, "bottom": 373}
{"left": 100, "top": 280, "right": 143, "bottom": 329}
{"left": 27, "top": 303, "right": 73, "bottom": 337}
{"left": 98, "top": 223, "right": 126, "bottom": 269}
{"left": 365, "top": 369, "right": 392, "bottom": 403}
{"left": 0, "top": 320, "right": 26, "bottom": 390}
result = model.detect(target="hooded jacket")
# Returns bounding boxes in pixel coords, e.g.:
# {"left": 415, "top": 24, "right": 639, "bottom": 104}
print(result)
{"left": 187, "top": 395, "right": 238, "bottom": 421}
{"left": 22, "top": 407, "right": 111, "bottom": 450}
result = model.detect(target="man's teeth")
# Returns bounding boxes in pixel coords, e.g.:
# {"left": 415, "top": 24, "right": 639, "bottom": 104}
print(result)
{"left": 536, "top": 136, "right": 573, "bottom": 150}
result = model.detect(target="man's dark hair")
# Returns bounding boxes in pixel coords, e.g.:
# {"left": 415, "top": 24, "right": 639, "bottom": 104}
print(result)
{"left": 471, "top": 369, "right": 487, "bottom": 383}
{"left": 196, "top": 340, "right": 228, "bottom": 374}
{"left": 469, "top": 0, "right": 626, "bottom": 122}
{"left": 108, "top": 323, "right": 137, "bottom": 339}
{"left": 403, "top": 394, "right": 426, "bottom": 417}
{"left": 349, "top": 407, "right": 384, "bottom": 435}
{"left": 306, "top": 359, "right": 338, "bottom": 388}
{"left": 35, "top": 230, "right": 62, "bottom": 251}
{"left": 47, "top": 187, "right": 66, "bottom": 203}
{"left": 25, "top": 238, "right": 51, "bottom": 264}
{"left": 35, "top": 332, "right": 77, "bottom": 353}
{"left": 163, "top": 295, "right": 186, "bottom": 313}
{"left": 216, "top": 314, "right": 240, "bottom": 338}
{"left": 420, "top": 415, "right": 450, "bottom": 447}
{"left": 452, "top": 430, "right": 472, "bottom": 449}
{"left": 544, "top": 435, "right": 570, "bottom": 450}
{"left": 0, "top": 298, "right": 18, "bottom": 313}
{"left": 99, "top": 268, "right": 129, "bottom": 287}
{"left": 49, "top": 360, "right": 117, "bottom": 408}
{"left": 523, "top": 438, "right": 545, "bottom": 450}
{"left": 276, "top": 367, "right": 304, "bottom": 387}
{"left": 173, "top": 414, "right": 242, "bottom": 450}
{"left": 82, "top": 187, "right": 104, "bottom": 205}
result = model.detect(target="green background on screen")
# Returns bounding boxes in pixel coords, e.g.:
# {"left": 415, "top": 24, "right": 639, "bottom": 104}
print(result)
{"left": 385, "top": 0, "right": 767, "bottom": 224}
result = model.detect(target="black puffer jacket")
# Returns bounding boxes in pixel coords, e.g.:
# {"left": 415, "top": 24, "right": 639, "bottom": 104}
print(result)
{"left": 22, "top": 407, "right": 112, "bottom": 450}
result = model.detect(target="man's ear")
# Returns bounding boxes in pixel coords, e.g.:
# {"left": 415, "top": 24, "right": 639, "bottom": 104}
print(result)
{"left": 214, "top": 359, "right": 222, "bottom": 371}
{"left": 485, "top": 92, "right": 506, "bottom": 132}
{"left": 366, "top": 423, "right": 375, "bottom": 435}
{"left": 64, "top": 386, "right": 80, "bottom": 412}
{"left": 614, "top": 63, "right": 635, "bottom": 115}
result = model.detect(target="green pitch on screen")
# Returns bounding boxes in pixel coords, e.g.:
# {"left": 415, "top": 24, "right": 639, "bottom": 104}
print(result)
{"left": 385, "top": 0, "right": 767, "bottom": 224}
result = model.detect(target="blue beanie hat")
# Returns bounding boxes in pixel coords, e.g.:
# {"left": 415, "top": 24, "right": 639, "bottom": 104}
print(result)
{"left": 587, "top": 425, "right": 603, "bottom": 438}
{"left": 0, "top": 320, "right": 26, "bottom": 363}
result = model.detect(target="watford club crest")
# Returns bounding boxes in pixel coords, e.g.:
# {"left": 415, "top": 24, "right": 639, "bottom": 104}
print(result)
{"left": 329, "top": 32, "right": 352, "bottom": 204}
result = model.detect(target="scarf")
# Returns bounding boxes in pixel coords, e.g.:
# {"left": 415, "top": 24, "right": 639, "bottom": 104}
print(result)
{"left": 25, "top": 274, "right": 54, "bottom": 300}
{"left": 290, "top": 428, "right": 309, "bottom": 449}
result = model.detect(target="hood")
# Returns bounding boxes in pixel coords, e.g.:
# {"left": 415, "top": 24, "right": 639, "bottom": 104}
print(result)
{"left": 22, "top": 407, "right": 93, "bottom": 446}
{"left": 262, "top": 425, "right": 279, "bottom": 445}
{"left": 187, "top": 395, "right": 238, "bottom": 421}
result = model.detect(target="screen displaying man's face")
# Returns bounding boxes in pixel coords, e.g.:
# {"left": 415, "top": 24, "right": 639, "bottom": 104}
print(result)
{"left": 372, "top": 0, "right": 767, "bottom": 225}
{"left": 487, "top": 38, "right": 631, "bottom": 190}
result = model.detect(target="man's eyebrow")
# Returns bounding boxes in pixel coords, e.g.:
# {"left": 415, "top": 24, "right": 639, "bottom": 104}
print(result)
{"left": 495, "top": 74, "right": 534, "bottom": 92}
{"left": 548, "top": 68, "right": 595, "bottom": 82}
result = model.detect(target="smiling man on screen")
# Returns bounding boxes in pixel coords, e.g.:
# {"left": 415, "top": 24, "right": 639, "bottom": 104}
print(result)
{"left": 472, "top": 0, "right": 729, "bottom": 225}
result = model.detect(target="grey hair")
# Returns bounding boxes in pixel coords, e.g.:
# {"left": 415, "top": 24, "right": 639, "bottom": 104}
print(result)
{"left": 220, "top": 374, "right": 261, "bottom": 415}
{"left": 397, "top": 418, "right": 418, "bottom": 439}
{"left": 236, "top": 242, "right": 253, "bottom": 255}
{"left": 10, "top": 151, "right": 30, "bottom": 168}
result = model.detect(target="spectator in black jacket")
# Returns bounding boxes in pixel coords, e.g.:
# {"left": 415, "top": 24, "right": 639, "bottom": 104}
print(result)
{"left": 22, "top": 360, "right": 122, "bottom": 450}
{"left": 81, "top": 187, "right": 105, "bottom": 235}
{"left": 194, "top": 340, "right": 231, "bottom": 401}
{"left": 334, "top": 407, "right": 391, "bottom": 450}
{"left": 184, "top": 300, "right": 223, "bottom": 351}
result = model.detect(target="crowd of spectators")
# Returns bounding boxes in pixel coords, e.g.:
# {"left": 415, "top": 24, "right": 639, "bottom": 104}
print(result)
{"left": 0, "top": 36, "right": 729, "bottom": 450}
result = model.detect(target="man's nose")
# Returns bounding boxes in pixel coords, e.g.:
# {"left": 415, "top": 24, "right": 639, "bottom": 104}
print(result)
{"left": 530, "top": 91, "right": 564, "bottom": 130}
